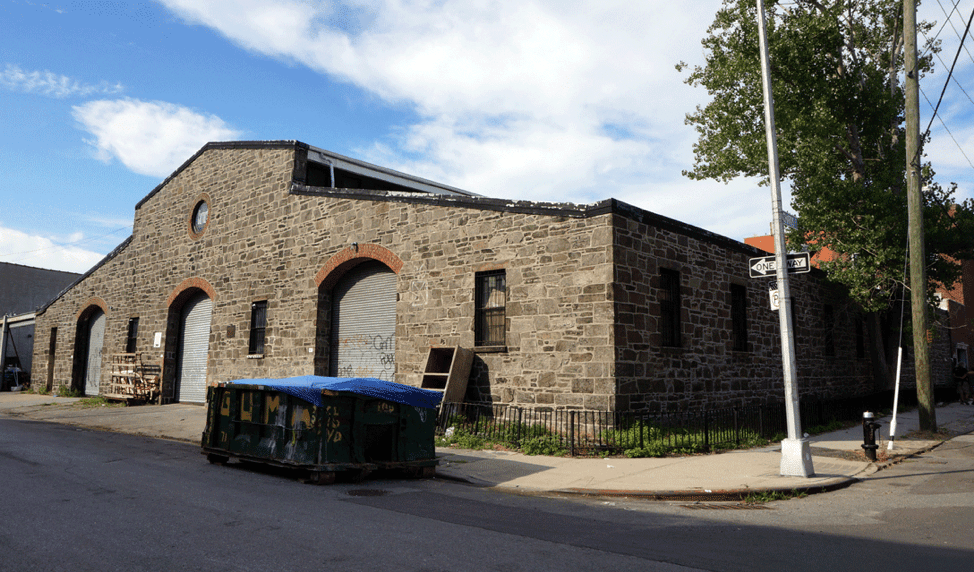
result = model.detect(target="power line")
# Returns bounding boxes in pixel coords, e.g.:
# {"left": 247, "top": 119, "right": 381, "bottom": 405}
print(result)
{"left": 922, "top": 6, "right": 974, "bottom": 140}
{"left": 933, "top": 0, "right": 974, "bottom": 65}
{"left": 923, "top": 1, "right": 964, "bottom": 58}
{"left": 0, "top": 226, "right": 130, "bottom": 259}
{"left": 921, "top": 86, "right": 974, "bottom": 170}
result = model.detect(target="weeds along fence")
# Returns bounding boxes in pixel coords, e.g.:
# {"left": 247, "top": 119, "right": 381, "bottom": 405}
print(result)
{"left": 436, "top": 390, "right": 916, "bottom": 456}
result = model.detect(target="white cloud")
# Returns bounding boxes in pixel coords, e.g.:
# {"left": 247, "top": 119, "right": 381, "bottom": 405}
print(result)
{"left": 0, "top": 64, "right": 123, "bottom": 98}
{"left": 157, "top": 0, "right": 735, "bottom": 226}
{"left": 156, "top": 0, "right": 974, "bottom": 239}
{"left": 0, "top": 225, "right": 106, "bottom": 274}
{"left": 72, "top": 98, "right": 243, "bottom": 178}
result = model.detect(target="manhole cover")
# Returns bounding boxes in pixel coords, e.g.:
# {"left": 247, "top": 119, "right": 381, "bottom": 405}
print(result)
{"left": 347, "top": 489, "right": 389, "bottom": 497}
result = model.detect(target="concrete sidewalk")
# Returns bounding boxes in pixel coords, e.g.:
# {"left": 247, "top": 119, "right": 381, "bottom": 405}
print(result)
{"left": 436, "top": 403, "right": 974, "bottom": 499}
{"left": 2, "top": 391, "right": 972, "bottom": 499}
{"left": 0, "top": 393, "right": 206, "bottom": 443}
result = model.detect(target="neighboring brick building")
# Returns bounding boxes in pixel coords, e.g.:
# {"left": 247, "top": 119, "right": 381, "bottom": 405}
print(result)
{"left": 33, "top": 140, "right": 879, "bottom": 412}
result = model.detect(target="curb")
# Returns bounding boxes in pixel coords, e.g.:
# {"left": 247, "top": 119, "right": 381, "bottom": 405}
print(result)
{"left": 433, "top": 470, "right": 860, "bottom": 502}
{"left": 546, "top": 477, "right": 859, "bottom": 502}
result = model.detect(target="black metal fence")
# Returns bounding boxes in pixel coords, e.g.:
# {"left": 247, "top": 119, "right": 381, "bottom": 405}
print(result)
{"left": 436, "top": 389, "right": 921, "bottom": 456}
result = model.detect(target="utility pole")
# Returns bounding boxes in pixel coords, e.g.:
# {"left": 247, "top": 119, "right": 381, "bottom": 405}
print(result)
{"left": 755, "top": 0, "right": 813, "bottom": 477}
{"left": 904, "top": 0, "right": 936, "bottom": 431}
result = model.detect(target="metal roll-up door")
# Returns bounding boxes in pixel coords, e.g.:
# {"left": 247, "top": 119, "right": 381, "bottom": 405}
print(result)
{"left": 177, "top": 293, "right": 212, "bottom": 403}
{"left": 330, "top": 261, "right": 396, "bottom": 381}
{"left": 84, "top": 310, "right": 106, "bottom": 396}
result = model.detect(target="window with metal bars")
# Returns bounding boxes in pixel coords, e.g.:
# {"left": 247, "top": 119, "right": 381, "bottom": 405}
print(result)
{"left": 659, "top": 268, "right": 681, "bottom": 348}
{"left": 856, "top": 315, "right": 865, "bottom": 359}
{"left": 125, "top": 318, "right": 139, "bottom": 354}
{"left": 249, "top": 301, "right": 267, "bottom": 355}
{"left": 475, "top": 270, "right": 506, "bottom": 347}
{"left": 823, "top": 304, "right": 835, "bottom": 357}
{"left": 731, "top": 284, "right": 748, "bottom": 352}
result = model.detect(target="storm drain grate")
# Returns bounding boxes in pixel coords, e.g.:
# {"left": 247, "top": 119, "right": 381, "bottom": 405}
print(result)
{"left": 660, "top": 493, "right": 746, "bottom": 502}
{"left": 347, "top": 489, "right": 390, "bottom": 497}
{"left": 681, "top": 503, "right": 771, "bottom": 510}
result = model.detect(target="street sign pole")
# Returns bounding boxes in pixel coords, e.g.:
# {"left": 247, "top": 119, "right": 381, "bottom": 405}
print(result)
{"left": 756, "top": 0, "right": 813, "bottom": 477}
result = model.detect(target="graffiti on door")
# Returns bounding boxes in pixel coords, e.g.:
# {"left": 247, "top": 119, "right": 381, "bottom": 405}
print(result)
{"left": 335, "top": 333, "right": 395, "bottom": 380}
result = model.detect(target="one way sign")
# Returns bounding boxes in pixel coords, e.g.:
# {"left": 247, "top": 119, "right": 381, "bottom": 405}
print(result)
{"left": 749, "top": 252, "right": 811, "bottom": 278}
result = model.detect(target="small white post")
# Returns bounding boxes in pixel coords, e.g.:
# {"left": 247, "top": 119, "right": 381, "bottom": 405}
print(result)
{"left": 888, "top": 347, "right": 904, "bottom": 450}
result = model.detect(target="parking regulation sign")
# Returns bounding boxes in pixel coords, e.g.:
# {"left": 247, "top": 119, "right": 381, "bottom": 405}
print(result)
{"left": 769, "top": 282, "right": 780, "bottom": 310}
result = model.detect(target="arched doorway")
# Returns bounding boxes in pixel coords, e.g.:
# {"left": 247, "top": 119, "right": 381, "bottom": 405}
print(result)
{"left": 175, "top": 291, "right": 212, "bottom": 403}
{"left": 327, "top": 261, "right": 397, "bottom": 381}
{"left": 74, "top": 308, "right": 106, "bottom": 396}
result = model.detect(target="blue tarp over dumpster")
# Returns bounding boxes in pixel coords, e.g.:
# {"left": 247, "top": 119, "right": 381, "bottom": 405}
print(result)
{"left": 225, "top": 376, "right": 443, "bottom": 410}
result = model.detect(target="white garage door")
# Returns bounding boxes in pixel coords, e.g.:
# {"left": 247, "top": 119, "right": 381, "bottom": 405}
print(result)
{"left": 84, "top": 310, "right": 106, "bottom": 396}
{"left": 177, "top": 293, "right": 212, "bottom": 403}
{"left": 330, "top": 262, "right": 396, "bottom": 381}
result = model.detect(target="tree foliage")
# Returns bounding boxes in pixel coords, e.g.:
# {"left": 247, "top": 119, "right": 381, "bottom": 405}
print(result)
{"left": 679, "top": 0, "right": 974, "bottom": 313}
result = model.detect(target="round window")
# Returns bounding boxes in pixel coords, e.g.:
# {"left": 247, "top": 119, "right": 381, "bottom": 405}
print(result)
{"left": 191, "top": 200, "right": 209, "bottom": 234}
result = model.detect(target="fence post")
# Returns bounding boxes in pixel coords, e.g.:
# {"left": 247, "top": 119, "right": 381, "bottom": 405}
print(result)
{"left": 569, "top": 411, "right": 576, "bottom": 457}
{"left": 734, "top": 407, "right": 741, "bottom": 445}
{"left": 517, "top": 407, "right": 523, "bottom": 445}
{"left": 639, "top": 413, "right": 644, "bottom": 450}
{"left": 759, "top": 406, "right": 765, "bottom": 439}
{"left": 704, "top": 410, "right": 710, "bottom": 452}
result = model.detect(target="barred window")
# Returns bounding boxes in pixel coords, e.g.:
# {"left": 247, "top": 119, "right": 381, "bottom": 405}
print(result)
{"left": 823, "top": 304, "right": 835, "bottom": 357}
{"left": 475, "top": 270, "right": 506, "bottom": 347}
{"left": 856, "top": 315, "right": 865, "bottom": 359}
{"left": 249, "top": 301, "right": 268, "bottom": 355}
{"left": 125, "top": 318, "right": 139, "bottom": 354}
{"left": 731, "top": 284, "right": 748, "bottom": 352}
{"left": 659, "top": 269, "right": 681, "bottom": 348}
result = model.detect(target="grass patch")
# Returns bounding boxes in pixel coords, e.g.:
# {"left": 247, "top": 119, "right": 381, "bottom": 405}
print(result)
{"left": 805, "top": 419, "right": 846, "bottom": 435}
{"left": 601, "top": 420, "right": 771, "bottom": 458}
{"left": 78, "top": 396, "right": 125, "bottom": 409}
{"left": 437, "top": 414, "right": 868, "bottom": 459}
{"left": 744, "top": 489, "right": 808, "bottom": 504}
{"left": 436, "top": 418, "right": 568, "bottom": 456}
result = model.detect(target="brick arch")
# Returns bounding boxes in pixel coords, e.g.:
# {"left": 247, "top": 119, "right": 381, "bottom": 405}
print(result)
{"left": 75, "top": 297, "right": 110, "bottom": 321}
{"left": 315, "top": 244, "right": 403, "bottom": 290}
{"left": 166, "top": 277, "right": 218, "bottom": 308}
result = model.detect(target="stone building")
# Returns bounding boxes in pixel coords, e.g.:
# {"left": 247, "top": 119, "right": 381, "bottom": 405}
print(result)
{"left": 33, "top": 140, "right": 878, "bottom": 412}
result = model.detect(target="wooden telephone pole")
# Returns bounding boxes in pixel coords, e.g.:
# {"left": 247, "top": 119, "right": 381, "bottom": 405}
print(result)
{"left": 904, "top": 0, "right": 936, "bottom": 431}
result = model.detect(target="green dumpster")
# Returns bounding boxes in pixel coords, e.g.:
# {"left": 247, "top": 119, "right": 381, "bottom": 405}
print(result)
{"left": 201, "top": 376, "right": 442, "bottom": 484}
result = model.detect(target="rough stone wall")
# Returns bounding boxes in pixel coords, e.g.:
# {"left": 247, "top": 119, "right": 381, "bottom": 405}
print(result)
{"left": 300, "top": 197, "right": 617, "bottom": 411}
{"left": 612, "top": 212, "right": 875, "bottom": 413}
{"left": 34, "top": 141, "right": 904, "bottom": 413}
{"left": 899, "top": 307, "right": 955, "bottom": 394}
{"left": 33, "top": 144, "right": 617, "bottom": 410}
{"left": 33, "top": 145, "right": 300, "bottom": 396}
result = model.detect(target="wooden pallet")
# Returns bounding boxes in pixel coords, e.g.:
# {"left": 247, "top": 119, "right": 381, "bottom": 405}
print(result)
{"left": 105, "top": 353, "right": 162, "bottom": 404}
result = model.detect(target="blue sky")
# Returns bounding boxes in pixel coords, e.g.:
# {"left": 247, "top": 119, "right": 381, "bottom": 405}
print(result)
{"left": 1, "top": 0, "right": 972, "bottom": 273}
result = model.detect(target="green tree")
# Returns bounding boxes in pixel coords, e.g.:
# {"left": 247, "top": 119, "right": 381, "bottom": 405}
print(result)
{"left": 679, "top": 0, "right": 974, "bottom": 387}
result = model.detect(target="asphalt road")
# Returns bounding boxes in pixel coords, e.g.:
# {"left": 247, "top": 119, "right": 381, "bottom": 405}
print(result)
{"left": 3, "top": 417, "right": 973, "bottom": 571}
